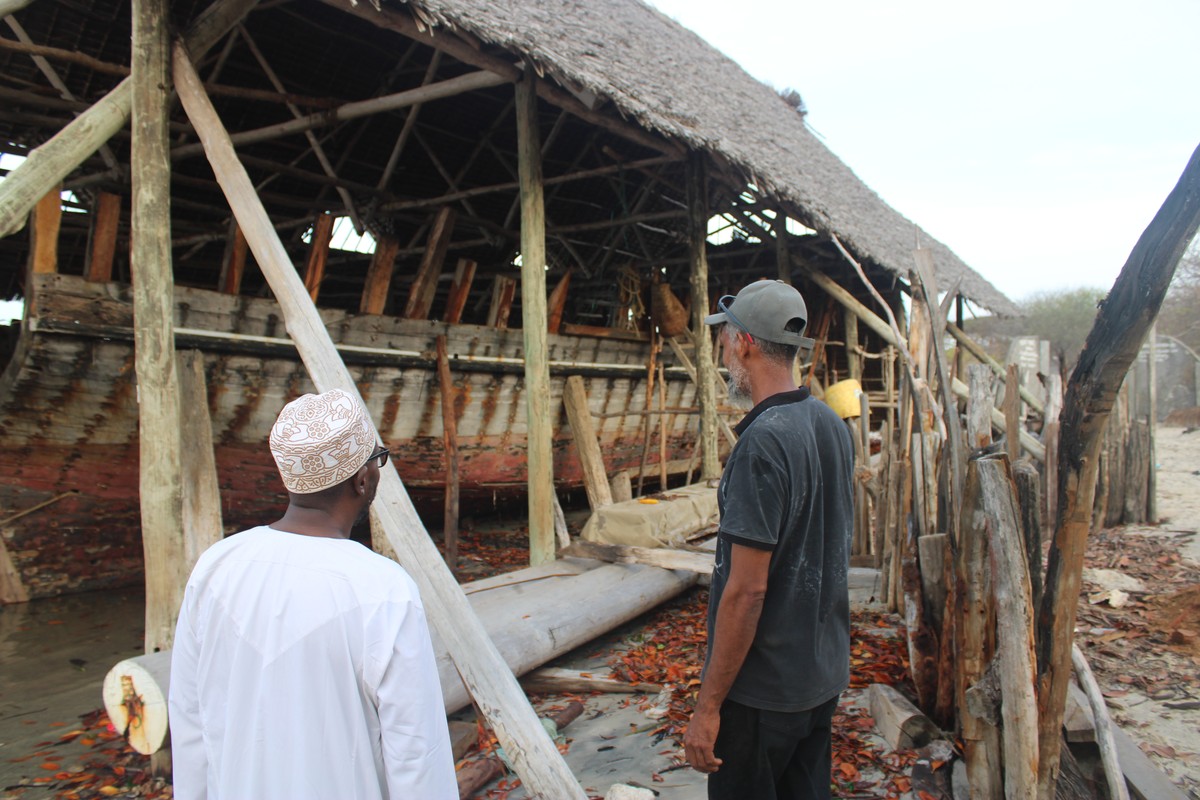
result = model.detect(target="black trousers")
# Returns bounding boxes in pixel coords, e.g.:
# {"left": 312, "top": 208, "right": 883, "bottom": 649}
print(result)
{"left": 707, "top": 695, "right": 839, "bottom": 800}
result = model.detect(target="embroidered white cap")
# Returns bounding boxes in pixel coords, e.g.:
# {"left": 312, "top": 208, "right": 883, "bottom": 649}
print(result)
{"left": 269, "top": 389, "right": 375, "bottom": 494}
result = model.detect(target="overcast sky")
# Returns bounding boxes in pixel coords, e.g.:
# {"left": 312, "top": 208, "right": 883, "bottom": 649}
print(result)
{"left": 647, "top": 0, "right": 1200, "bottom": 306}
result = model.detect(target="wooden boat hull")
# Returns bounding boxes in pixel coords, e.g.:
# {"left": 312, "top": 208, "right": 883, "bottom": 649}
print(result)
{"left": 0, "top": 275, "right": 706, "bottom": 600}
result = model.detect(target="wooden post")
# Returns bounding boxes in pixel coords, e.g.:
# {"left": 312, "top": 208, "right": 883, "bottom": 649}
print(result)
{"left": 845, "top": 308, "right": 861, "bottom": 382}
{"left": 967, "top": 364, "right": 993, "bottom": 449}
{"left": 177, "top": 350, "right": 224, "bottom": 570}
{"left": 85, "top": 191, "right": 121, "bottom": 282}
{"left": 658, "top": 362, "right": 668, "bottom": 488}
{"left": 404, "top": 206, "right": 456, "bottom": 319}
{"left": 515, "top": 68, "right": 555, "bottom": 567}
{"left": 1042, "top": 374, "right": 1062, "bottom": 547}
{"left": 27, "top": 185, "right": 62, "bottom": 275}
{"left": 302, "top": 211, "right": 333, "bottom": 302}
{"left": 1036, "top": 142, "right": 1200, "bottom": 800}
{"left": 1013, "top": 459, "right": 1043, "bottom": 611}
{"left": 687, "top": 151, "right": 719, "bottom": 480}
{"left": 435, "top": 336, "right": 460, "bottom": 571}
{"left": 173, "top": 44, "right": 587, "bottom": 798}
{"left": 1147, "top": 323, "right": 1157, "bottom": 522}
{"left": 637, "top": 333, "right": 658, "bottom": 497}
{"left": 443, "top": 258, "right": 476, "bottom": 323}
{"left": 1004, "top": 364, "right": 1021, "bottom": 464}
{"left": 133, "top": 0, "right": 185, "bottom": 653}
{"left": 359, "top": 234, "right": 399, "bottom": 314}
{"left": 979, "top": 454, "right": 1039, "bottom": 800}
{"left": 547, "top": 268, "right": 572, "bottom": 334}
{"left": 562, "top": 375, "right": 613, "bottom": 510}
{"left": 487, "top": 275, "right": 516, "bottom": 328}
{"left": 219, "top": 223, "right": 248, "bottom": 295}
{"left": 0, "top": 0, "right": 259, "bottom": 239}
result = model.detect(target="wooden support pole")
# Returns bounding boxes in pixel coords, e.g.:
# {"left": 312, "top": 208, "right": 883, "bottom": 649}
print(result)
{"left": 562, "top": 375, "right": 613, "bottom": 511}
{"left": 978, "top": 454, "right": 1039, "bottom": 800}
{"left": 515, "top": 69, "right": 555, "bottom": 567}
{"left": 302, "top": 211, "right": 333, "bottom": 302}
{"left": 637, "top": 334, "right": 658, "bottom": 497}
{"left": 219, "top": 223, "right": 248, "bottom": 295}
{"left": 359, "top": 235, "right": 399, "bottom": 314}
{"left": 658, "top": 362, "right": 668, "bottom": 488}
{"left": 947, "top": 323, "right": 1046, "bottom": 416}
{"left": 687, "top": 152, "right": 720, "bottom": 480}
{"left": 443, "top": 258, "right": 476, "bottom": 323}
{"left": 1036, "top": 142, "right": 1200, "bottom": 800}
{"left": 967, "top": 364, "right": 993, "bottom": 450}
{"left": 133, "top": 0, "right": 185, "bottom": 653}
{"left": 487, "top": 275, "right": 516, "bottom": 329}
{"left": 404, "top": 206, "right": 456, "bottom": 319}
{"left": 27, "top": 185, "right": 62, "bottom": 275}
{"left": 1147, "top": 324, "right": 1158, "bottom": 522}
{"left": 547, "top": 268, "right": 571, "bottom": 335}
{"left": 85, "top": 191, "right": 121, "bottom": 282}
{"left": 845, "top": 308, "right": 861, "bottom": 382}
{"left": 1004, "top": 364, "right": 1022, "bottom": 464}
{"left": 0, "top": 0, "right": 259, "bottom": 239}
{"left": 172, "top": 44, "right": 587, "bottom": 798}
{"left": 435, "top": 336, "right": 460, "bottom": 572}
{"left": 177, "top": 350, "right": 224, "bottom": 570}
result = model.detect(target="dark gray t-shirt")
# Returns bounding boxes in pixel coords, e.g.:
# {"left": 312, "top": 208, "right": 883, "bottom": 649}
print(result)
{"left": 705, "top": 388, "right": 854, "bottom": 712}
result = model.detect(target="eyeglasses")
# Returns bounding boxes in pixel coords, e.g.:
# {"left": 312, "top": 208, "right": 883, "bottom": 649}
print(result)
{"left": 367, "top": 447, "right": 390, "bottom": 468}
{"left": 717, "top": 295, "right": 753, "bottom": 343}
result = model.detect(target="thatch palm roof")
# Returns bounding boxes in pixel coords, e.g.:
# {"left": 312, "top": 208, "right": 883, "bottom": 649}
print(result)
{"left": 390, "top": 0, "right": 1018, "bottom": 315}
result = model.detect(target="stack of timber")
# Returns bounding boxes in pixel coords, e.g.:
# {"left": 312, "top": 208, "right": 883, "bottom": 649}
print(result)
{"left": 102, "top": 555, "right": 699, "bottom": 754}
{"left": 0, "top": 273, "right": 702, "bottom": 599}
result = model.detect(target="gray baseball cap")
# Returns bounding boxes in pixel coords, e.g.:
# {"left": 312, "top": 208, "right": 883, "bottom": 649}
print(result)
{"left": 704, "top": 280, "right": 816, "bottom": 349}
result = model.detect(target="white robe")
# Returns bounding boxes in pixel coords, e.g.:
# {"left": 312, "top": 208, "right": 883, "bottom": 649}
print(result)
{"left": 169, "top": 526, "right": 456, "bottom": 799}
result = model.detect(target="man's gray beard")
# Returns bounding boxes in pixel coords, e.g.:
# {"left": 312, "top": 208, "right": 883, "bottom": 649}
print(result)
{"left": 726, "top": 374, "right": 753, "bottom": 409}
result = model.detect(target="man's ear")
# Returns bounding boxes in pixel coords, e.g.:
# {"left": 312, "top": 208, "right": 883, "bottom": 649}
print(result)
{"left": 353, "top": 465, "right": 369, "bottom": 496}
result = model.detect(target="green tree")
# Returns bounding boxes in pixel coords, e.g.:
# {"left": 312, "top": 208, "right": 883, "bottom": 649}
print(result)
{"left": 1016, "top": 287, "right": 1107, "bottom": 370}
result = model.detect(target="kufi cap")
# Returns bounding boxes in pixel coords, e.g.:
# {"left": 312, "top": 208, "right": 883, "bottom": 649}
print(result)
{"left": 269, "top": 389, "right": 375, "bottom": 494}
{"left": 704, "top": 279, "right": 815, "bottom": 349}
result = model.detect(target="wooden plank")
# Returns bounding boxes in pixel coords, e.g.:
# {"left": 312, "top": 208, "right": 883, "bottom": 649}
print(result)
{"left": 559, "top": 540, "right": 713, "bottom": 574}
{"left": 520, "top": 667, "right": 660, "bottom": 695}
{"left": 28, "top": 185, "right": 62, "bottom": 275}
{"left": 359, "top": 234, "right": 399, "bottom": 314}
{"left": 1036, "top": 143, "right": 1200, "bottom": 799}
{"left": 133, "top": 0, "right": 185, "bottom": 653}
{"left": 85, "top": 191, "right": 121, "bottom": 282}
{"left": 302, "top": 212, "right": 333, "bottom": 302}
{"left": 1110, "top": 727, "right": 1188, "bottom": 800}
{"left": 547, "top": 268, "right": 571, "bottom": 334}
{"left": 516, "top": 70, "right": 555, "bottom": 567}
{"left": 220, "top": 223, "right": 248, "bottom": 295}
{"left": 487, "top": 275, "right": 516, "bottom": 329}
{"left": 443, "top": 257, "right": 476, "bottom": 323}
{"left": 562, "top": 375, "right": 613, "bottom": 510}
{"left": 177, "top": 350, "right": 224, "bottom": 570}
{"left": 436, "top": 336, "right": 460, "bottom": 571}
{"left": 686, "top": 152, "right": 720, "bottom": 480}
{"left": 172, "top": 43, "right": 588, "bottom": 799}
{"left": 403, "top": 206, "right": 456, "bottom": 319}
{"left": 0, "top": 0, "right": 259, "bottom": 239}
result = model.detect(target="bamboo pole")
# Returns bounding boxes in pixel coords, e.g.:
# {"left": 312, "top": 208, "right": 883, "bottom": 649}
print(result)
{"left": 515, "top": 68, "right": 555, "bottom": 567}
{"left": 1036, "top": 142, "right": 1200, "bottom": 800}
{"left": 172, "top": 44, "right": 586, "bottom": 798}
{"left": 132, "top": 0, "right": 185, "bottom": 653}
{"left": 687, "top": 151, "right": 720, "bottom": 480}
{"left": 0, "top": 0, "right": 259, "bottom": 239}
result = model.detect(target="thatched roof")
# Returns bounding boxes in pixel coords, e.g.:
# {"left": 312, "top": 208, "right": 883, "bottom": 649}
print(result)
{"left": 390, "top": 0, "right": 1018, "bottom": 315}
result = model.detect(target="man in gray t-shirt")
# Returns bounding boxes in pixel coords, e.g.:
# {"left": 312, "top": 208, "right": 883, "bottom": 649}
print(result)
{"left": 684, "top": 281, "right": 854, "bottom": 800}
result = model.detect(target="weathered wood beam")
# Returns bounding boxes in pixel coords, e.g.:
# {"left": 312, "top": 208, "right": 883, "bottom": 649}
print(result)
{"left": 132, "top": 0, "right": 184, "bottom": 653}
{"left": 516, "top": 69, "right": 556, "bottom": 567}
{"left": 435, "top": 335, "right": 460, "bottom": 571}
{"left": 377, "top": 52, "right": 441, "bottom": 191}
{"left": 403, "top": 206, "right": 456, "bottom": 319}
{"left": 172, "top": 42, "right": 588, "bottom": 799}
{"left": 27, "top": 185, "right": 62, "bottom": 274}
{"left": 330, "top": 0, "right": 684, "bottom": 159}
{"left": 443, "top": 257, "right": 475, "bottom": 323}
{"left": 1035, "top": 141, "right": 1200, "bottom": 799}
{"left": 687, "top": 152, "right": 720, "bottom": 479}
{"left": 302, "top": 212, "right": 333, "bottom": 301}
{"left": 172, "top": 70, "right": 509, "bottom": 159}
{"left": 947, "top": 323, "right": 1045, "bottom": 416}
{"left": 0, "top": 0, "right": 34, "bottom": 19}
{"left": 562, "top": 375, "right": 613, "bottom": 511}
{"left": 359, "top": 234, "right": 399, "bottom": 314}
{"left": 486, "top": 275, "right": 516, "bottom": 329}
{"left": 547, "top": 268, "right": 571, "bottom": 334}
{"left": 84, "top": 191, "right": 121, "bottom": 282}
{"left": 177, "top": 350, "right": 224, "bottom": 570}
{"left": 0, "top": 0, "right": 259, "bottom": 238}
{"left": 220, "top": 222, "right": 248, "bottom": 294}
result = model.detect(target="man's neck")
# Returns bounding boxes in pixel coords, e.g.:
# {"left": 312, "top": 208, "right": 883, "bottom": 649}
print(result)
{"left": 270, "top": 506, "right": 352, "bottom": 539}
{"left": 750, "top": 367, "right": 798, "bottom": 406}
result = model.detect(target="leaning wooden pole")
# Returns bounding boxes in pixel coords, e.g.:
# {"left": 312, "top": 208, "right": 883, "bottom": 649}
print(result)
{"left": 687, "top": 151, "right": 720, "bottom": 479}
{"left": 131, "top": 0, "right": 186, "bottom": 654}
{"left": 1035, "top": 141, "right": 1200, "bottom": 800}
{"left": 515, "top": 67, "right": 556, "bottom": 567}
{"left": 173, "top": 43, "right": 587, "bottom": 799}
{"left": 0, "top": 0, "right": 259, "bottom": 239}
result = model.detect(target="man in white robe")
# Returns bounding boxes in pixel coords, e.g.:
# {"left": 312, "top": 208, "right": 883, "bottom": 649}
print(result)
{"left": 169, "top": 389, "right": 456, "bottom": 799}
